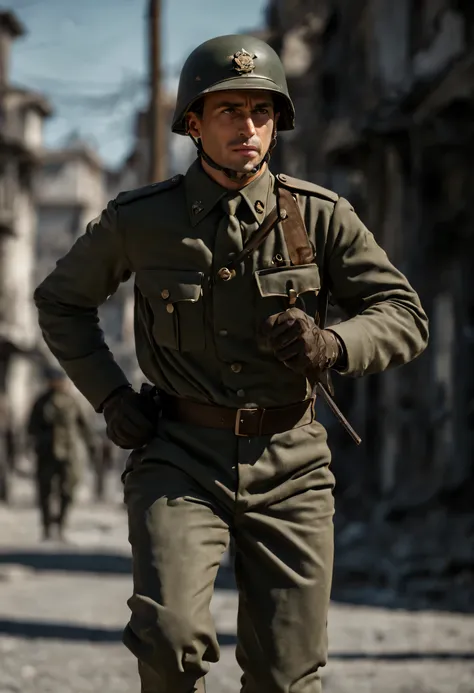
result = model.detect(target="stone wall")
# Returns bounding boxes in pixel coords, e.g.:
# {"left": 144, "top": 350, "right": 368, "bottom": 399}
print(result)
{"left": 266, "top": 0, "right": 474, "bottom": 609}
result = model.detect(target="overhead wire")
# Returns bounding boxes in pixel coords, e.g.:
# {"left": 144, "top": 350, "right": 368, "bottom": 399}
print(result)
{"left": 8, "top": 0, "right": 156, "bottom": 164}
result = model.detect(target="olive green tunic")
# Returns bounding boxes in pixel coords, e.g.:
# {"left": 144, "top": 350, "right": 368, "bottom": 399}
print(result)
{"left": 34, "top": 160, "right": 428, "bottom": 412}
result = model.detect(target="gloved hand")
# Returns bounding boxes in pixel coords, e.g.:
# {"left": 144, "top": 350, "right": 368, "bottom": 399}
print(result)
{"left": 102, "top": 386, "right": 160, "bottom": 449}
{"left": 260, "top": 307, "right": 342, "bottom": 377}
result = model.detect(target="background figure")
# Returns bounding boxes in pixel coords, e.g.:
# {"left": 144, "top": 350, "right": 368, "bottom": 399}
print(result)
{"left": 27, "top": 367, "right": 97, "bottom": 540}
{"left": 94, "top": 434, "right": 116, "bottom": 502}
{"left": 0, "top": 395, "right": 15, "bottom": 503}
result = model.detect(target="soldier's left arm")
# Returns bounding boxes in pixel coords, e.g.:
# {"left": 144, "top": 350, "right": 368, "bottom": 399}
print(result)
{"left": 323, "top": 197, "right": 429, "bottom": 377}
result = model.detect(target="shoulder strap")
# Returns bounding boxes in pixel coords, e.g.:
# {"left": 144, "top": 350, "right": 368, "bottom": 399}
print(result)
{"left": 116, "top": 175, "right": 183, "bottom": 206}
{"left": 276, "top": 173, "right": 339, "bottom": 203}
{"left": 276, "top": 186, "right": 314, "bottom": 266}
{"left": 276, "top": 176, "right": 331, "bottom": 325}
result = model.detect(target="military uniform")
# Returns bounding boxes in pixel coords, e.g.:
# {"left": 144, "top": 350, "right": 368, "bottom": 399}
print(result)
{"left": 34, "top": 34, "right": 428, "bottom": 693}
{"left": 28, "top": 386, "right": 95, "bottom": 538}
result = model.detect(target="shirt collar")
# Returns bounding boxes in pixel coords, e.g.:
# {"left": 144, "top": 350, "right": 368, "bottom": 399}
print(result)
{"left": 239, "top": 165, "right": 273, "bottom": 223}
{"left": 185, "top": 159, "right": 227, "bottom": 227}
{"left": 184, "top": 159, "right": 273, "bottom": 227}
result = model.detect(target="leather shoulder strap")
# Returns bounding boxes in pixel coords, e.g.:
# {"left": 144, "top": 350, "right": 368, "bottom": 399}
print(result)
{"left": 276, "top": 185, "right": 314, "bottom": 266}
{"left": 276, "top": 180, "right": 329, "bottom": 327}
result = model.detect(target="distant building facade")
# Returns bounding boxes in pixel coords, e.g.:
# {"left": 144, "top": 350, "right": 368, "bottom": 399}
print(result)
{"left": 0, "top": 10, "right": 51, "bottom": 439}
{"left": 266, "top": 0, "right": 474, "bottom": 499}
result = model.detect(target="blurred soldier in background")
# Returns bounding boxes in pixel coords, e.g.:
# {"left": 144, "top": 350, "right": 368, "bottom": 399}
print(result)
{"left": 27, "top": 367, "right": 97, "bottom": 540}
{"left": 93, "top": 433, "right": 116, "bottom": 501}
{"left": 0, "top": 394, "right": 15, "bottom": 503}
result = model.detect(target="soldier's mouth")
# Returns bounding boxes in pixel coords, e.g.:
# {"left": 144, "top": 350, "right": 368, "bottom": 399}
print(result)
{"left": 232, "top": 147, "right": 259, "bottom": 157}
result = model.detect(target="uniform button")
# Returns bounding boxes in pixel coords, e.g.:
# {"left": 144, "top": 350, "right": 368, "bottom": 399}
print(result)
{"left": 218, "top": 267, "right": 235, "bottom": 281}
{"left": 231, "top": 362, "right": 242, "bottom": 373}
{"left": 166, "top": 304, "right": 175, "bottom": 314}
{"left": 237, "top": 389, "right": 246, "bottom": 398}
{"left": 219, "top": 329, "right": 228, "bottom": 337}
{"left": 161, "top": 289, "right": 170, "bottom": 299}
{"left": 228, "top": 252, "right": 236, "bottom": 259}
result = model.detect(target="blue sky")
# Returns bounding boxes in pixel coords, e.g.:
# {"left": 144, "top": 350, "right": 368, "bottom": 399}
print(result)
{"left": 8, "top": 0, "right": 268, "bottom": 167}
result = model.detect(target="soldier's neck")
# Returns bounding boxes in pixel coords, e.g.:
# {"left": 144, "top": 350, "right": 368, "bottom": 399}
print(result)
{"left": 201, "top": 158, "right": 267, "bottom": 190}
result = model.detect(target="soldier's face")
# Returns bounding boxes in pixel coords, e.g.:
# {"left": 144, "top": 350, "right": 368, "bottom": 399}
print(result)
{"left": 187, "top": 90, "right": 277, "bottom": 174}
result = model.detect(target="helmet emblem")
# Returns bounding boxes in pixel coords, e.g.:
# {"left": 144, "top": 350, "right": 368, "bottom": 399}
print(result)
{"left": 230, "top": 49, "right": 257, "bottom": 74}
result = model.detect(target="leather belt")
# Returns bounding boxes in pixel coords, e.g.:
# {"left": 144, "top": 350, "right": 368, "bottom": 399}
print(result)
{"left": 160, "top": 395, "right": 315, "bottom": 437}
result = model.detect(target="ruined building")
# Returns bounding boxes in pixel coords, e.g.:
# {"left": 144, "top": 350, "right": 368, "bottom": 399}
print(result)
{"left": 266, "top": 0, "right": 474, "bottom": 609}
{"left": 34, "top": 136, "right": 138, "bottom": 390}
{"left": 0, "top": 10, "right": 51, "bottom": 495}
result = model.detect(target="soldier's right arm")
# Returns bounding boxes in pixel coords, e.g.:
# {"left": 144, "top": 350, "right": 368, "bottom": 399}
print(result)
{"left": 34, "top": 200, "right": 131, "bottom": 412}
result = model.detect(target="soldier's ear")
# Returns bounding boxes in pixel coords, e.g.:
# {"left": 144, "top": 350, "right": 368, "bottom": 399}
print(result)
{"left": 186, "top": 112, "right": 202, "bottom": 139}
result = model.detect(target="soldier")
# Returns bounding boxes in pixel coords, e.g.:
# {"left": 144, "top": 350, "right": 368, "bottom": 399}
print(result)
{"left": 34, "top": 35, "right": 429, "bottom": 693}
{"left": 27, "top": 367, "right": 96, "bottom": 540}
{"left": 94, "top": 433, "right": 116, "bottom": 501}
{"left": 0, "top": 394, "right": 15, "bottom": 503}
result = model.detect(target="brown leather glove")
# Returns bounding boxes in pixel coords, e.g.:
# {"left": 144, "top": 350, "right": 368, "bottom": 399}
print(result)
{"left": 260, "top": 307, "right": 342, "bottom": 377}
{"left": 102, "top": 386, "right": 160, "bottom": 450}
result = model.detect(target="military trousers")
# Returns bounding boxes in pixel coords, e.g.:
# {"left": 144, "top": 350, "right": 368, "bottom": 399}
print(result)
{"left": 122, "top": 411, "right": 335, "bottom": 693}
{"left": 36, "top": 456, "right": 78, "bottom": 532}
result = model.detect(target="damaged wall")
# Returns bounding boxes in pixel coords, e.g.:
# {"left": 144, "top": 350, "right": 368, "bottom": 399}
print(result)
{"left": 266, "top": 0, "right": 474, "bottom": 610}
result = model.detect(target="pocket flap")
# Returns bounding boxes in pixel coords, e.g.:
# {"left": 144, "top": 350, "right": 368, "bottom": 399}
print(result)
{"left": 255, "top": 264, "right": 321, "bottom": 298}
{"left": 136, "top": 268, "right": 204, "bottom": 303}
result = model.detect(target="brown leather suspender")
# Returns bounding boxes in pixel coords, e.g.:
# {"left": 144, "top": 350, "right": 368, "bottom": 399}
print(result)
{"left": 276, "top": 187, "right": 314, "bottom": 265}
{"left": 215, "top": 183, "right": 314, "bottom": 281}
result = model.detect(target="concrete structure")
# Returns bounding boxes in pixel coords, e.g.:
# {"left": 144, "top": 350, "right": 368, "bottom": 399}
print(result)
{"left": 0, "top": 10, "right": 51, "bottom": 454}
{"left": 266, "top": 0, "right": 474, "bottom": 496}
{"left": 264, "top": 0, "right": 474, "bottom": 604}
{"left": 35, "top": 137, "right": 137, "bottom": 387}
{"left": 35, "top": 138, "right": 105, "bottom": 284}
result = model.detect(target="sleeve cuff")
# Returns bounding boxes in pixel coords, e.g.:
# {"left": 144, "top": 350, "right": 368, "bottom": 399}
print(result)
{"left": 60, "top": 349, "right": 131, "bottom": 411}
{"left": 325, "top": 319, "right": 375, "bottom": 377}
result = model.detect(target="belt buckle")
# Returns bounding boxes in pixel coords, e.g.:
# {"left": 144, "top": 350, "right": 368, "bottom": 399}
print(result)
{"left": 235, "top": 407, "right": 260, "bottom": 437}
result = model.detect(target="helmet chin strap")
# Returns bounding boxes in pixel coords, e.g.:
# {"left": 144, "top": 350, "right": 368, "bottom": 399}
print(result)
{"left": 189, "top": 129, "right": 278, "bottom": 183}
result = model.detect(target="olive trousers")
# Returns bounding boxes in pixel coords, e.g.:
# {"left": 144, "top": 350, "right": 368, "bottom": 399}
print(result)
{"left": 122, "top": 413, "right": 335, "bottom": 693}
{"left": 36, "top": 456, "right": 78, "bottom": 535}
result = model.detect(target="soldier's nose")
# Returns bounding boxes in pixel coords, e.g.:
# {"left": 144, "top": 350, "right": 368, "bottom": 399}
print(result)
{"left": 240, "top": 117, "right": 257, "bottom": 138}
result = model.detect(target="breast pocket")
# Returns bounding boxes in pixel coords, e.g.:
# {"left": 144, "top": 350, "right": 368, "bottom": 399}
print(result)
{"left": 254, "top": 263, "right": 322, "bottom": 329}
{"left": 135, "top": 269, "right": 206, "bottom": 351}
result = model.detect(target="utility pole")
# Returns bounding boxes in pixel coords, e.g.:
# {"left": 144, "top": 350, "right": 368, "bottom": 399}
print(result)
{"left": 148, "top": 0, "right": 167, "bottom": 182}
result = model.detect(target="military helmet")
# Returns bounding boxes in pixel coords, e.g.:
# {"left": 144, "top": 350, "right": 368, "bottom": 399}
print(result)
{"left": 172, "top": 34, "right": 295, "bottom": 135}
